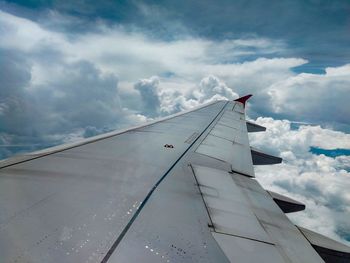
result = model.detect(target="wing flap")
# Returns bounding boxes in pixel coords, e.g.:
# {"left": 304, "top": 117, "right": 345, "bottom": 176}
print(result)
{"left": 192, "top": 165, "right": 272, "bottom": 243}
{"left": 212, "top": 232, "right": 286, "bottom": 263}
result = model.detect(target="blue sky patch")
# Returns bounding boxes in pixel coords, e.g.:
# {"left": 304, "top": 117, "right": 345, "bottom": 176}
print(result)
{"left": 292, "top": 64, "right": 326, "bottom": 75}
{"left": 310, "top": 147, "right": 350, "bottom": 158}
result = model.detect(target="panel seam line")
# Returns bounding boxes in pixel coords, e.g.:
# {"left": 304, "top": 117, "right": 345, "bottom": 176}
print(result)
{"left": 100, "top": 101, "right": 229, "bottom": 263}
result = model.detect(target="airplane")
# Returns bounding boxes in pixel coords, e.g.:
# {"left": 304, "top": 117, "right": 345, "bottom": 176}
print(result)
{"left": 0, "top": 95, "right": 349, "bottom": 262}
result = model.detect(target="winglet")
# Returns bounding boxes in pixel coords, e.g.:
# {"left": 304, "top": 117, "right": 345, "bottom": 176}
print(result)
{"left": 234, "top": 94, "right": 252, "bottom": 108}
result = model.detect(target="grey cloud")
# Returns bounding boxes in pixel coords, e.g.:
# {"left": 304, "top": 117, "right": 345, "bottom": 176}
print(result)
{"left": 0, "top": 50, "right": 130, "bottom": 158}
{"left": 1, "top": 56, "right": 122, "bottom": 134}
{"left": 134, "top": 76, "right": 161, "bottom": 117}
{"left": 83, "top": 126, "right": 112, "bottom": 138}
{"left": 0, "top": 50, "right": 49, "bottom": 136}
{"left": 48, "top": 60, "right": 122, "bottom": 130}
{"left": 0, "top": 50, "right": 31, "bottom": 97}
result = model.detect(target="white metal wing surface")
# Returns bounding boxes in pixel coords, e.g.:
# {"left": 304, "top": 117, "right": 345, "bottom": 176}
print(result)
{"left": 0, "top": 96, "right": 349, "bottom": 263}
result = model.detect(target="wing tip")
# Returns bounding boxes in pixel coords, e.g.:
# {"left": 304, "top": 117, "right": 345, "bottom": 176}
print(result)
{"left": 234, "top": 94, "right": 252, "bottom": 107}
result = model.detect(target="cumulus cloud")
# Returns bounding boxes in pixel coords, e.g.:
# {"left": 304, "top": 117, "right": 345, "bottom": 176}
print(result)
{"left": 267, "top": 64, "right": 350, "bottom": 129}
{"left": 249, "top": 117, "right": 350, "bottom": 244}
{"left": 192, "top": 75, "right": 238, "bottom": 102}
{"left": 130, "top": 74, "right": 237, "bottom": 117}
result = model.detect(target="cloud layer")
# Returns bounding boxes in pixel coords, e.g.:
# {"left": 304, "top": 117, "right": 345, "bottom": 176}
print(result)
{"left": 3, "top": 8, "right": 350, "bottom": 138}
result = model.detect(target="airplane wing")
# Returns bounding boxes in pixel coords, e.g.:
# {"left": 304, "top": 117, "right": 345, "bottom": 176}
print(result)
{"left": 1, "top": 96, "right": 349, "bottom": 263}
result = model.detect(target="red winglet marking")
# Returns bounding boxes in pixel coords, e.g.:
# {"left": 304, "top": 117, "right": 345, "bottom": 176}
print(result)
{"left": 234, "top": 94, "right": 252, "bottom": 108}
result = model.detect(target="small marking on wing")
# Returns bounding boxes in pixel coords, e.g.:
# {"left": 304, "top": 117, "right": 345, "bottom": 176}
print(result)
{"left": 184, "top": 132, "right": 199, "bottom": 144}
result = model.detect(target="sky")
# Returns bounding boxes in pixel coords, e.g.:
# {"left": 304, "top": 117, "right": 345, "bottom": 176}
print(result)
{"left": 0, "top": 0, "right": 350, "bottom": 245}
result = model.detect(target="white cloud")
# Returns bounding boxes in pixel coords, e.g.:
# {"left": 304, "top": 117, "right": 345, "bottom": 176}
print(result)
{"left": 130, "top": 74, "right": 237, "bottom": 116}
{"left": 250, "top": 117, "right": 350, "bottom": 153}
{"left": 193, "top": 75, "right": 238, "bottom": 102}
